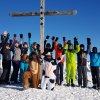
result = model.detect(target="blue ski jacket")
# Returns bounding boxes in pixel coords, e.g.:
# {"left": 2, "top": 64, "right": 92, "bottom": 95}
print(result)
{"left": 89, "top": 52, "right": 100, "bottom": 67}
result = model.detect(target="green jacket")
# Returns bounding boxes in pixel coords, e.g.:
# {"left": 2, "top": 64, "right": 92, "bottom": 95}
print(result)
{"left": 64, "top": 44, "right": 80, "bottom": 64}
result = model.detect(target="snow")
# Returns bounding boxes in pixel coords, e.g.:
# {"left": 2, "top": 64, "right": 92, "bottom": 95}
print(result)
{"left": 0, "top": 60, "right": 100, "bottom": 100}
{"left": 0, "top": 79, "right": 100, "bottom": 100}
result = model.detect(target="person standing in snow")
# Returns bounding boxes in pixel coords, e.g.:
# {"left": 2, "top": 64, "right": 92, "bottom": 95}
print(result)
{"left": 64, "top": 38, "right": 80, "bottom": 87}
{"left": 10, "top": 40, "right": 21, "bottom": 84}
{"left": 53, "top": 37, "right": 66, "bottom": 85}
{"left": 89, "top": 47, "right": 100, "bottom": 90}
{"left": 77, "top": 38, "right": 91, "bottom": 88}
{"left": 19, "top": 34, "right": 29, "bottom": 83}
{"left": 0, "top": 43, "right": 11, "bottom": 84}
{"left": 0, "top": 31, "right": 11, "bottom": 84}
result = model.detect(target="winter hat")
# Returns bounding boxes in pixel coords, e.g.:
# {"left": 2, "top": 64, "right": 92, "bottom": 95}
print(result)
{"left": 15, "top": 40, "right": 19, "bottom": 44}
{"left": 57, "top": 43, "right": 62, "bottom": 48}
{"left": 92, "top": 47, "right": 97, "bottom": 53}
{"left": 33, "top": 42, "right": 37, "bottom": 46}
{"left": 23, "top": 42, "right": 28, "bottom": 45}
{"left": 80, "top": 44, "right": 85, "bottom": 50}
{"left": 46, "top": 43, "right": 51, "bottom": 48}
{"left": 80, "top": 44, "right": 84, "bottom": 48}
{"left": 5, "top": 43, "right": 9, "bottom": 46}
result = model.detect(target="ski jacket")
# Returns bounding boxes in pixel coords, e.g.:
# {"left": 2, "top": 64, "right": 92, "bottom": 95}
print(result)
{"left": 77, "top": 45, "right": 91, "bottom": 66}
{"left": 64, "top": 43, "right": 80, "bottom": 64}
{"left": 12, "top": 47, "right": 21, "bottom": 61}
{"left": 2, "top": 48, "right": 11, "bottom": 61}
{"left": 89, "top": 52, "right": 100, "bottom": 67}
{"left": 54, "top": 41, "right": 65, "bottom": 62}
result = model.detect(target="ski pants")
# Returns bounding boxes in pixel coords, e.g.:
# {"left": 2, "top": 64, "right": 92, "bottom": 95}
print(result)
{"left": 0, "top": 60, "right": 11, "bottom": 83}
{"left": 66, "top": 63, "right": 76, "bottom": 84}
{"left": 10, "top": 61, "right": 20, "bottom": 82}
{"left": 41, "top": 76, "right": 55, "bottom": 90}
{"left": 91, "top": 67, "right": 100, "bottom": 88}
{"left": 56, "top": 62, "right": 63, "bottom": 84}
{"left": 77, "top": 66, "right": 87, "bottom": 87}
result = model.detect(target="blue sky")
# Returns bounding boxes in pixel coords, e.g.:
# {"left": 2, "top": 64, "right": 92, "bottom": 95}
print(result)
{"left": 0, "top": 0, "right": 100, "bottom": 51}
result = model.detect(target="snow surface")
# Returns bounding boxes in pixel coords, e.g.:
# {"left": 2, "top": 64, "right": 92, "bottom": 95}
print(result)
{"left": 0, "top": 71, "right": 100, "bottom": 100}
{"left": 0, "top": 60, "right": 100, "bottom": 100}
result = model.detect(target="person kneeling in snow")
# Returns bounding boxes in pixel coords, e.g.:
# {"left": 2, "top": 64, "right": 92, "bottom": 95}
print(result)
{"left": 40, "top": 52, "right": 64, "bottom": 90}
{"left": 23, "top": 52, "right": 40, "bottom": 90}
{"left": 40, "top": 52, "right": 57, "bottom": 90}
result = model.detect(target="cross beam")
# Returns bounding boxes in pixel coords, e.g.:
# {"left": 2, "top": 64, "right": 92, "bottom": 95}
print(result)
{"left": 10, "top": 0, "right": 77, "bottom": 53}
{"left": 10, "top": 10, "right": 77, "bottom": 16}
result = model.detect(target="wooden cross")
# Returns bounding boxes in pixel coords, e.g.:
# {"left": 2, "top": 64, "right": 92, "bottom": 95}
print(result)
{"left": 10, "top": 0, "right": 77, "bottom": 53}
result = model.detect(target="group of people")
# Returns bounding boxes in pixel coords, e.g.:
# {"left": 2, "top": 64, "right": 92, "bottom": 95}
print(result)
{"left": 0, "top": 31, "right": 100, "bottom": 91}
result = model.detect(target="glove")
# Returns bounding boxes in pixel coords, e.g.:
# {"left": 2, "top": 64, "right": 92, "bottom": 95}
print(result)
{"left": 20, "top": 34, "right": 23, "bottom": 38}
{"left": 14, "top": 34, "right": 16, "bottom": 37}
{"left": 51, "top": 36, "right": 55, "bottom": 40}
{"left": 75, "top": 40, "right": 78, "bottom": 45}
{"left": 9, "top": 39, "right": 12, "bottom": 44}
{"left": 46, "top": 35, "right": 50, "bottom": 39}
{"left": 55, "top": 37, "right": 59, "bottom": 41}
{"left": 9, "top": 39, "right": 12, "bottom": 46}
{"left": 63, "top": 37, "right": 66, "bottom": 41}
{"left": 28, "top": 33, "right": 31, "bottom": 38}
{"left": 37, "top": 44, "right": 40, "bottom": 50}
{"left": 87, "top": 38, "right": 91, "bottom": 45}
{"left": 74, "top": 37, "right": 78, "bottom": 45}
{"left": 74, "top": 37, "right": 77, "bottom": 42}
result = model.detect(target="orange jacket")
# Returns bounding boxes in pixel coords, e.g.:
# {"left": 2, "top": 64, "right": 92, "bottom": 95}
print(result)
{"left": 54, "top": 41, "right": 66, "bottom": 62}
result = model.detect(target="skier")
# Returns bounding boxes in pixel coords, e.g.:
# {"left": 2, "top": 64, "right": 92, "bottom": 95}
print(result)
{"left": 64, "top": 38, "right": 80, "bottom": 87}
{"left": 0, "top": 43, "right": 11, "bottom": 84}
{"left": 77, "top": 38, "right": 91, "bottom": 88}
{"left": 10, "top": 40, "right": 21, "bottom": 84}
{"left": 0, "top": 31, "right": 11, "bottom": 84}
{"left": 19, "top": 41, "right": 29, "bottom": 83}
{"left": 53, "top": 37, "right": 66, "bottom": 85}
{"left": 89, "top": 46, "right": 100, "bottom": 90}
